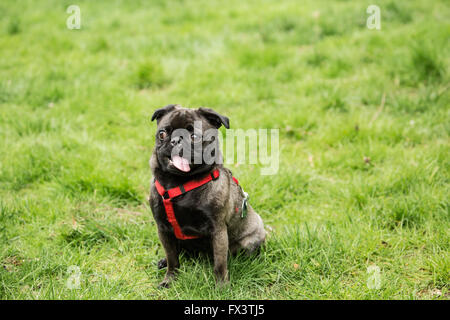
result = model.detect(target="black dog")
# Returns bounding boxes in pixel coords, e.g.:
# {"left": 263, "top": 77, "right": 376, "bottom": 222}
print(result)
{"left": 149, "top": 104, "right": 265, "bottom": 287}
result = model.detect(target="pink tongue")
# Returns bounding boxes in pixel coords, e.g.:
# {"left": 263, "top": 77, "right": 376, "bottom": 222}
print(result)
{"left": 172, "top": 155, "right": 191, "bottom": 172}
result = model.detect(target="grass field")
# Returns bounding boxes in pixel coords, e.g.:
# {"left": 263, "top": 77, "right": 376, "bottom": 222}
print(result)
{"left": 0, "top": 0, "right": 449, "bottom": 299}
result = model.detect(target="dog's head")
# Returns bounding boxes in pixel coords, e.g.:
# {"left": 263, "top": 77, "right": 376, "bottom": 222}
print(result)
{"left": 151, "top": 104, "right": 229, "bottom": 176}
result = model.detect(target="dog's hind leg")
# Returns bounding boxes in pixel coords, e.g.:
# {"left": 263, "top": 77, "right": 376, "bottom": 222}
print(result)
{"left": 232, "top": 209, "right": 266, "bottom": 255}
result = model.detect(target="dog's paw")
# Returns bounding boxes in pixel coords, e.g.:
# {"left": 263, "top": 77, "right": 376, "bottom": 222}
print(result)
{"left": 157, "top": 258, "right": 167, "bottom": 269}
{"left": 214, "top": 269, "right": 229, "bottom": 288}
{"left": 158, "top": 279, "right": 171, "bottom": 288}
{"left": 158, "top": 270, "right": 177, "bottom": 288}
{"left": 215, "top": 278, "right": 230, "bottom": 289}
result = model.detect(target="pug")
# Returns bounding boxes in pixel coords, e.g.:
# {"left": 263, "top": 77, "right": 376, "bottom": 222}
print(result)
{"left": 149, "top": 104, "right": 266, "bottom": 287}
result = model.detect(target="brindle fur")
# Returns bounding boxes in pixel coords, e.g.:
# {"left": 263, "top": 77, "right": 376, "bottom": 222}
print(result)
{"left": 149, "top": 105, "right": 265, "bottom": 287}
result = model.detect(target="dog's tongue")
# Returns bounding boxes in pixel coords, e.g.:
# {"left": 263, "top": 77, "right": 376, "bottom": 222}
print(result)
{"left": 172, "top": 155, "right": 191, "bottom": 172}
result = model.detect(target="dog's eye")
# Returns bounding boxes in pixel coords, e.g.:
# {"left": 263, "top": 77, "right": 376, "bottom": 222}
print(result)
{"left": 158, "top": 130, "right": 167, "bottom": 140}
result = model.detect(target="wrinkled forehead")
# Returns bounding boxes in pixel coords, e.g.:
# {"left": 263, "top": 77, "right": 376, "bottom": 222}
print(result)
{"left": 158, "top": 108, "right": 197, "bottom": 129}
{"left": 158, "top": 108, "right": 211, "bottom": 129}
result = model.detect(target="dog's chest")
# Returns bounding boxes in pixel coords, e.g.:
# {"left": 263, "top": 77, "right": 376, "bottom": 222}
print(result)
{"left": 153, "top": 190, "right": 216, "bottom": 236}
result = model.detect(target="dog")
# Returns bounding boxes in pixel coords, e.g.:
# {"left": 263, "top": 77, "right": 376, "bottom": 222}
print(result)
{"left": 149, "top": 104, "right": 266, "bottom": 287}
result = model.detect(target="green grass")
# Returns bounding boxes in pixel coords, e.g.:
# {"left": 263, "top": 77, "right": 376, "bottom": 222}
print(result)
{"left": 0, "top": 0, "right": 449, "bottom": 299}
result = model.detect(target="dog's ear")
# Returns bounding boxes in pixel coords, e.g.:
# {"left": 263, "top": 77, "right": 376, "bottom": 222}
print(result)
{"left": 151, "top": 104, "right": 177, "bottom": 123}
{"left": 198, "top": 107, "right": 230, "bottom": 129}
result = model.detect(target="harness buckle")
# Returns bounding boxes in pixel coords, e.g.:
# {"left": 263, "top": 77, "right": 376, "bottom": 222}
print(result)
{"left": 241, "top": 191, "right": 249, "bottom": 218}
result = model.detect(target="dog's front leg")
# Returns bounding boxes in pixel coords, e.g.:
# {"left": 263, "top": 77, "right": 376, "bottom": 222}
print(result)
{"left": 212, "top": 222, "right": 229, "bottom": 284}
{"left": 158, "top": 229, "right": 179, "bottom": 288}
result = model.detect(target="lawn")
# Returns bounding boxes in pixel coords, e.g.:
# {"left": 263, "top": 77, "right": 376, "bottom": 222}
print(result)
{"left": 0, "top": 0, "right": 449, "bottom": 299}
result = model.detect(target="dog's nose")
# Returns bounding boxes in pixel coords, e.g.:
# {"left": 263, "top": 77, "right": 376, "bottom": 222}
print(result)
{"left": 170, "top": 136, "right": 182, "bottom": 146}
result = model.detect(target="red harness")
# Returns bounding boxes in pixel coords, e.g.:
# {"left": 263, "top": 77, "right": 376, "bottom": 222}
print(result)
{"left": 155, "top": 169, "right": 239, "bottom": 240}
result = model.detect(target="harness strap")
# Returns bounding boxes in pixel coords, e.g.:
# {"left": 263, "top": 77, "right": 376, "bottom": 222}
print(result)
{"left": 155, "top": 169, "right": 220, "bottom": 240}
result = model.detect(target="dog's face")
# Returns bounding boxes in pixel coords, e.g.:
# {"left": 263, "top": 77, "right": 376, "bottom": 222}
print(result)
{"left": 151, "top": 104, "right": 229, "bottom": 176}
